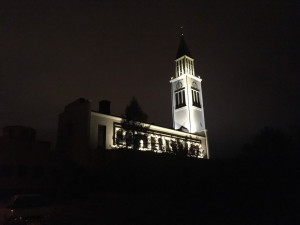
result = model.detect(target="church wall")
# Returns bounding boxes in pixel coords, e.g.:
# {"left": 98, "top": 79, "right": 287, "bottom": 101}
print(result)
{"left": 150, "top": 124, "right": 208, "bottom": 158}
{"left": 171, "top": 72, "right": 205, "bottom": 134}
{"left": 173, "top": 108, "right": 190, "bottom": 130}
{"left": 89, "top": 112, "right": 121, "bottom": 150}
{"left": 88, "top": 111, "right": 208, "bottom": 158}
{"left": 171, "top": 76, "right": 189, "bottom": 130}
{"left": 189, "top": 108, "right": 203, "bottom": 133}
{"left": 198, "top": 81, "right": 206, "bottom": 129}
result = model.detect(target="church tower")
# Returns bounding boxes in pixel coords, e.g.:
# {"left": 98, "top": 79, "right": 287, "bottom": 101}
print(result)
{"left": 170, "top": 35, "right": 206, "bottom": 134}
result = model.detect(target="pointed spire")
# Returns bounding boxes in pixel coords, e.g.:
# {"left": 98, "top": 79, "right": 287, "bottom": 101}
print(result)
{"left": 176, "top": 34, "right": 192, "bottom": 59}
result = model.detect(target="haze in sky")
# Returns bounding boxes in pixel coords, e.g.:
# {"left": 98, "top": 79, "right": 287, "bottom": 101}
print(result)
{"left": 0, "top": 0, "right": 298, "bottom": 157}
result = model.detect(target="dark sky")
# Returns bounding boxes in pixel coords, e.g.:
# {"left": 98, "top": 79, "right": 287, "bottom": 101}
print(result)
{"left": 0, "top": 0, "right": 298, "bottom": 158}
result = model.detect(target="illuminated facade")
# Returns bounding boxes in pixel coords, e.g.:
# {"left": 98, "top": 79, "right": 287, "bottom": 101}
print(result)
{"left": 171, "top": 35, "right": 206, "bottom": 134}
{"left": 90, "top": 109, "right": 208, "bottom": 158}
{"left": 56, "top": 36, "right": 209, "bottom": 166}
{"left": 57, "top": 98, "right": 209, "bottom": 166}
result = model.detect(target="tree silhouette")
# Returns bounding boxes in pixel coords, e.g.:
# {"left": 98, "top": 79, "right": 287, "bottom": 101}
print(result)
{"left": 121, "top": 97, "right": 150, "bottom": 150}
{"left": 241, "top": 126, "right": 289, "bottom": 163}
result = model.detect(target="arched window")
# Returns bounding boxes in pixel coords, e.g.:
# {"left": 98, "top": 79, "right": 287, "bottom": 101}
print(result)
{"left": 116, "top": 129, "right": 123, "bottom": 145}
{"left": 192, "top": 89, "right": 201, "bottom": 108}
{"left": 158, "top": 138, "right": 163, "bottom": 151}
{"left": 141, "top": 134, "right": 148, "bottom": 148}
{"left": 125, "top": 132, "right": 133, "bottom": 147}
{"left": 151, "top": 137, "right": 156, "bottom": 151}
{"left": 175, "top": 89, "right": 186, "bottom": 109}
{"left": 139, "top": 140, "right": 144, "bottom": 149}
{"left": 195, "top": 145, "right": 200, "bottom": 157}
{"left": 171, "top": 140, "right": 178, "bottom": 153}
{"left": 165, "top": 140, "right": 171, "bottom": 152}
{"left": 189, "top": 143, "right": 196, "bottom": 156}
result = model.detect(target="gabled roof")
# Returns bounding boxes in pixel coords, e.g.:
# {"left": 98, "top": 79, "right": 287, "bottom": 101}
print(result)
{"left": 176, "top": 35, "right": 192, "bottom": 59}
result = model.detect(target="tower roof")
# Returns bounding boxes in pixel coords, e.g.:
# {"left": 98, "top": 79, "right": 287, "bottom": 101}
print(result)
{"left": 176, "top": 35, "right": 192, "bottom": 59}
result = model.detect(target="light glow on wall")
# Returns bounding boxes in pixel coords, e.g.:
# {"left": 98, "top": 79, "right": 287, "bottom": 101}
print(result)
{"left": 112, "top": 126, "right": 207, "bottom": 158}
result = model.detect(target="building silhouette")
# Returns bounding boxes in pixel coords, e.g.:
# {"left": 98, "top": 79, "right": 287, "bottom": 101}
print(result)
{"left": 0, "top": 126, "right": 52, "bottom": 191}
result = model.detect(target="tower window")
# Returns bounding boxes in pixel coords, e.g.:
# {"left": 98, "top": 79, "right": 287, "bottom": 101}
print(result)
{"left": 192, "top": 89, "right": 201, "bottom": 108}
{"left": 175, "top": 89, "right": 186, "bottom": 109}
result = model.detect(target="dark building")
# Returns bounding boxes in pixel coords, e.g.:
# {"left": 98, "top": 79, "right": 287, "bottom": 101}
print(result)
{"left": 0, "top": 126, "right": 52, "bottom": 191}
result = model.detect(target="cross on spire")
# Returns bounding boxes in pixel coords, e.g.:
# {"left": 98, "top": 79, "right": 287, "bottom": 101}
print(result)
{"left": 180, "top": 26, "right": 184, "bottom": 36}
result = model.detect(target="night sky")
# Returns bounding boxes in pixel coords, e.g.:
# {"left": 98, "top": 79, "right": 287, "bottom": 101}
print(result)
{"left": 0, "top": 0, "right": 298, "bottom": 158}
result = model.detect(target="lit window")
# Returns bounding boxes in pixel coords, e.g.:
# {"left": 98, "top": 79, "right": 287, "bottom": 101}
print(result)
{"left": 139, "top": 140, "right": 143, "bottom": 149}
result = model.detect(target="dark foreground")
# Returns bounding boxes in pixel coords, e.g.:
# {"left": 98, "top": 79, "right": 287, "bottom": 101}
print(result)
{"left": 1, "top": 149, "right": 299, "bottom": 225}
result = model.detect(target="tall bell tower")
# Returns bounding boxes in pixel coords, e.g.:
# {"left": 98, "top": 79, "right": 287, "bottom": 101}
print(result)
{"left": 170, "top": 35, "right": 206, "bottom": 134}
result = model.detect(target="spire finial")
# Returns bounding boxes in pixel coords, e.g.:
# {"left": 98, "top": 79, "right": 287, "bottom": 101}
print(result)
{"left": 180, "top": 26, "right": 184, "bottom": 36}
{"left": 176, "top": 29, "right": 191, "bottom": 59}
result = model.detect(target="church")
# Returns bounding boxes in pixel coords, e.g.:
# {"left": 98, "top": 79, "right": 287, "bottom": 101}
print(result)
{"left": 56, "top": 35, "right": 209, "bottom": 166}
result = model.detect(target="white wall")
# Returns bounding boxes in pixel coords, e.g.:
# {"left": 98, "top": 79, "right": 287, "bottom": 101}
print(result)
{"left": 89, "top": 112, "right": 209, "bottom": 158}
{"left": 90, "top": 112, "right": 122, "bottom": 150}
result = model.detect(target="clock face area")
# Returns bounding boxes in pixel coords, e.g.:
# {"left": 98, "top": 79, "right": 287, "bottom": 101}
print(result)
{"left": 175, "top": 80, "right": 185, "bottom": 90}
{"left": 176, "top": 81, "right": 183, "bottom": 90}
{"left": 192, "top": 81, "right": 198, "bottom": 89}
{"left": 188, "top": 78, "right": 200, "bottom": 90}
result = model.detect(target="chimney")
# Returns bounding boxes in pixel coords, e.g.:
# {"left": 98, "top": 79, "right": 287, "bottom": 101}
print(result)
{"left": 99, "top": 100, "right": 111, "bottom": 115}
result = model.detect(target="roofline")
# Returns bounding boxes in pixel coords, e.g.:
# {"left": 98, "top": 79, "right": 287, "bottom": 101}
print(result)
{"left": 91, "top": 111, "right": 207, "bottom": 138}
